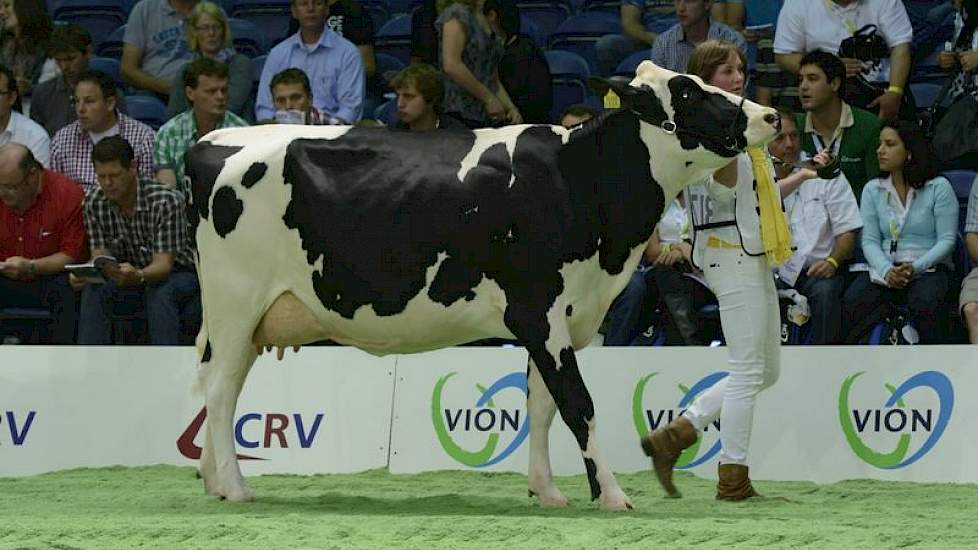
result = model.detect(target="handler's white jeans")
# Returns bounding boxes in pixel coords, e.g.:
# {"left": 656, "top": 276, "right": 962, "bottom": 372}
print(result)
{"left": 684, "top": 246, "right": 781, "bottom": 466}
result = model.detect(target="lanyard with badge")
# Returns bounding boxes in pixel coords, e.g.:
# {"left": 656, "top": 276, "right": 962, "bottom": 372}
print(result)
{"left": 886, "top": 184, "right": 914, "bottom": 262}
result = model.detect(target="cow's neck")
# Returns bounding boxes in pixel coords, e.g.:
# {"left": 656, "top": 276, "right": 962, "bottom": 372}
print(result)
{"left": 638, "top": 122, "right": 726, "bottom": 206}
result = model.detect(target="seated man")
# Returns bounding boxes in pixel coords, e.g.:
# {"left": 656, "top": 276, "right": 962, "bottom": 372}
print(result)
{"left": 484, "top": 0, "right": 552, "bottom": 124}
{"left": 155, "top": 57, "right": 248, "bottom": 197}
{"left": 961, "top": 175, "right": 978, "bottom": 344}
{"left": 255, "top": 0, "right": 365, "bottom": 124}
{"left": 0, "top": 65, "right": 50, "bottom": 167}
{"left": 595, "top": 0, "right": 676, "bottom": 76}
{"left": 267, "top": 68, "right": 327, "bottom": 125}
{"left": 559, "top": 104, "right": 596, "bottom": 128}
{"left": 77, "top": 136, "right": 199, "bottom": 346}
{"left": 50, "top": 70, "right": 156, "bottom": 191}
{"left": 121, "top": 0, "right": 197, "bottom": 97}
{"left": 390, "top": 64, "right": 467, "bottom": 131}
{"left": 650, "top": 0, "right": 745, "bottom": 73}
{"left": 774, "top": 0, "right": 914, "bottom": 121}
{"left": 31, "top": 24, "right": 129, "bottom": 137}
{"left": 0, "top": 144, "right": 84, "bottom": 344}
{"left": 771, "top": 108, "right": 862, "bottom": 344}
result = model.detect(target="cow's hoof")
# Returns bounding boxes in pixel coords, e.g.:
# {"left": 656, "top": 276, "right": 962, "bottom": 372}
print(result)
{"left": 223, "top": 485, "right": 254, "bottom": 502}
{"left": 529, "top": 487, "right": 569, "bottom": 508}
{"left": 599, "top": 489, "right": 634, "bottom": 512}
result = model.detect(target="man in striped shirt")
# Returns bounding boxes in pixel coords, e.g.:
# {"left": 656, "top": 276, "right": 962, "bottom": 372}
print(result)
{"left": 76, "top": 136, "right": 198, "bottom": 345}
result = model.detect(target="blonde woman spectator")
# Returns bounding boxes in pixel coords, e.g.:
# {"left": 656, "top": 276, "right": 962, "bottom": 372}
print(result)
{"left": 167, "top": 2, "right": 251, "bottom": 119}
{"left": 436, "top": 0, "right": 520, "bottom": 128}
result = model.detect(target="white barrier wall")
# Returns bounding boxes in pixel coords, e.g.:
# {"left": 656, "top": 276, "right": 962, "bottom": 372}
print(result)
{"left": 1, "top": 345, "right": 975, "bottom": 483}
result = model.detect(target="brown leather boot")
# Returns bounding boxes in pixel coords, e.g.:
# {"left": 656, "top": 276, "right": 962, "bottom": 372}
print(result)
{"left": 640, "top": 415, "right": 698, "bottom": 498}
{"left": 715, "top": 463, "right": 759, "bottom": 501}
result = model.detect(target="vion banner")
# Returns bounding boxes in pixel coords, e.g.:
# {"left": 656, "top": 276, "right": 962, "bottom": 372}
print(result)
{"left": 0, "top": 346, "right": 394, "bottom": 477}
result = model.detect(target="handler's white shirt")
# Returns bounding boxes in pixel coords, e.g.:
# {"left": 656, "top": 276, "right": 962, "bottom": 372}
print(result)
{"left": 774, "top": 0, "right": 914, "bottom": 82}
{"left": 0, "top": 111, "right": 50, "bottom": 168}
{"left": 778, "top": 169, "right": 863, "bottom": 286}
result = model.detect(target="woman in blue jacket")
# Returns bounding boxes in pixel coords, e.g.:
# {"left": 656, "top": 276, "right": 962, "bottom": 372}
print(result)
{"left": 843, "top": 120, "right": 958, "bottom": 343}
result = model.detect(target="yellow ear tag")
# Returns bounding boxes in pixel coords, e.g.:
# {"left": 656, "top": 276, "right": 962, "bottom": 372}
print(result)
{"left": 603, "top": 89, "right": 621, "bottom": 109}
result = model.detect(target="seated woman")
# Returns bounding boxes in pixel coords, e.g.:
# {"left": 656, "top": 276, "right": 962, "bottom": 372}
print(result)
{"left": 603, "top": 196, "right": 716, "bottom": 346}
{"left": 843, "top": 120, "right": 959, "bottom": 344}
{"left": 167, "top": 1, "right": 251, "bottom": 119}
{"left": 0, "top": 0, "right": 53, "bottom": 98}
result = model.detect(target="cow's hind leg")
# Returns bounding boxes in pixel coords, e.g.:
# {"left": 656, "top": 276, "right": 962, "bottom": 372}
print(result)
{"left": 198, "top": 337, "right": 258, "bottom": 501}
{"left": 527, "top": 358, "right": 568, "bottom": 508}
{"left": 512, "top": 302, "right": 632, "bottom": 511}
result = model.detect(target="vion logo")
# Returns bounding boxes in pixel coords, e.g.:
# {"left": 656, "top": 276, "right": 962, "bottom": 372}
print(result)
{"left": 632, "top": 372, "right": 728, "bottom": 469}
{"left": 839, "top": 371, "right": 954, "bottom": 469}
{"left": 177, "top": 407, "right": 325, "bottom": 460}
{"left": 432, "top": 372, "right": 528, "bottom": 468}
{"left": 0, "top": 411, "right": 35, "bottom": 446}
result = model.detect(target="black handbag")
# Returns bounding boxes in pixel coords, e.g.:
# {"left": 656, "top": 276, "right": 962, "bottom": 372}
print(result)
{"left": 931, "top": 89, "right": 978, "bottom": 164}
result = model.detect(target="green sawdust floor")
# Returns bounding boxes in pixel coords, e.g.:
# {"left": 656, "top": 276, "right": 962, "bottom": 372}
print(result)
{"left": 0, "top": 466, "right": 975, "bottom": 549}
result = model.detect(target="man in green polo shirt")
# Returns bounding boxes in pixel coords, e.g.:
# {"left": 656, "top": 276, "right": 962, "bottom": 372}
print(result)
{"left": 795, "top": 50, "right": 880, "bottom": 203}
{"left": 154, "top": 57, "right": 248, "bottom": 201}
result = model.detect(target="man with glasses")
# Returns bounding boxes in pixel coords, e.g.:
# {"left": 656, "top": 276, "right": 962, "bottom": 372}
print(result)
{"left": 50, "top": 71, "right": 156, "bottom": 191}
{"left": 0, "top": 65, "right": 49, "bottom": 168}
{"left": 121, "top": 0, "right": 199, "bottom": 97}
{"left": 255, "top": 0, "right": 365, "bottom": 124}
{"left": 76, "top": 136, "right": 199, "bottom": 346}
{"left": 0, "top": 144, "right": 84, "bottom": 344}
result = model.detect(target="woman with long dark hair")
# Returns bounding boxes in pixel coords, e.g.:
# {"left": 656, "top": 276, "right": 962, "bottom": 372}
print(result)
{"left": 0, "top": 0, "right": 52, "bottom": 97}
{"left": 843, "top": 120, "right": 958, "bottom": 343}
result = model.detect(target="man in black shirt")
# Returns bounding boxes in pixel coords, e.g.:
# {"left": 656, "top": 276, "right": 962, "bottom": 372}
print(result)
{"left": 484, "top": 0, "right": 553, "bottom": 124}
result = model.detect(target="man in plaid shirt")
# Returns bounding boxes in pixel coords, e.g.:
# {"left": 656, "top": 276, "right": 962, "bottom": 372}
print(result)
{"left": 50, "top": 70, "right": 156, "bottom": 191}
{"left": 76, "top": 136, "right": 199, "bottom": 345}
{"left": 155, "top": 58, "right": 248, "bottom": 200}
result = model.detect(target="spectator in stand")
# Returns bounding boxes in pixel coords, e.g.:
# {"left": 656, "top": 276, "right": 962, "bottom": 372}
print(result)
{"left": 936, "top": 0, "right": 978, "bottom": 170}
{"left": 77, "top": 136, "right": 199, "bottom": 346}
{"left": 31, "top": 25, "right": 130, "bottom": 138}
{"left": 156, "top": 58, "right": 248, "bottom": 196}
{"left": 711, "top": 0, "right": 794, "bottom": 108}
{"left": 483, "top": 0, "right": 552, "bottom": 124}
{"left": 594, "top": 0, "right": 677, "bottom": 77}
{"left": 436, "top": 0, "right": 521, "bottom": 128}
{"left": 0, "top": 65, "right": 49, "bottom": 167}
{"left": 843, "top": 120, "right": 957, "bottom": 344}
{"left": 411, "top": 0, "right": 439, "bottom": 66}
{"left": 267, "top": 68, "right": 328, "bottom": 124}
{"left": 121, "top": 0, "right": 198, "bottom": 98}
{"left": 559, "top": 104, "right": 596, "bottom": 128}
{"left": 773, "top": 0, "right": 914, "bottom": 121}
{"left": 0, "top": 0, "right": 53, "bottom": 98}
{"left": 50, "top": 71, "right": 156, "bottom": 191}
{"left": 0, "top": 144, "right": 83, "bottom": 344}
{"left": 167, "top": 2, "right": 251, "bottom": 120}
{"left": 795, "top": 50, "right": 880, "bottom": 203}
{"left": 255, "top": 0, "right": 365, "bottom": 124}
{"left": 772, "top": 107, "right": 862, "bottom": 344}
{"left": 961, "top": 174, "right": 978, "bottom": 343}
{"left": 650, "top": 0, "right": 745, "bottom": 74}
{"left": 390, "top": 63, "right": 467, "bottom": 130}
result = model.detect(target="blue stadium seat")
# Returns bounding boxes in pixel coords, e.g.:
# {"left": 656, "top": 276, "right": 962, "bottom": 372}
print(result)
{"left": 375, "top": 14, "right": 413, "bottom": 66}
{"left": 518, "top": 1, "right": 572, "bottom": 47}
{"left": 229, "top": 18, "right": 269, "bottom": 58}
{"left": 643, "top": 13, "right": 677, "bottom": 34}
{"left": 125, "top": 94, "right": 168, "bottom": 130}
{"left": 520, "top": 15, "right": 545, "bottom": 49}
{"left": 910, "top": 81, "right": 945, "bottom": 112}
{"left": 374, "top": 98, "right": 399, "bottom": 126}
{"left": 49, "top": 0, "right": 130, "bottom": 48}
{"left": 942, "top": 169, "right": 977, "bottom": 231}
{"left": 545, "top": 50, "right": 591, "bottom": 123}
{"left": 614, "top": 49, "right": 649, "bottom": 77}
{"left": 387, "top": 0, "right": 423, "bottom": 16}
{"left": 581, "top": 0, "right": 621, "bottom": 16}
{"left": 230, "top": 0, "right": 293, "bottom": 46}
{"left": 361, "top": 0, "right": 391, "bottom": 33}
{"left": 89, "top": 57, "right": 125, "bottom": 91}
{"left": 549, "top": 12, "right": 622, "bottom": 74}
{"left": 375, "top": 52, "right": 405, "bottom": 91}
{"left": 96, "top": 25, "right": 127, "bottom": 59}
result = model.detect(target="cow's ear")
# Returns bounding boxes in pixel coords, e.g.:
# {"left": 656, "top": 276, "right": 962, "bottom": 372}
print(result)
{"left": 588, "top": 76, "right": 640, "bottom": 102}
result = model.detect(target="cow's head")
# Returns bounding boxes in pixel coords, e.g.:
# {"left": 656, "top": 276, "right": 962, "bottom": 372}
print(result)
{"left": 597, "top": 60, "right": 780, "bottom": 170}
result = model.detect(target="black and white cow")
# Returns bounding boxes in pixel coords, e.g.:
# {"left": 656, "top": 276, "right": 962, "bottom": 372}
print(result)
{"left": 186, "top": 61, "right": 780, "bottom": 510}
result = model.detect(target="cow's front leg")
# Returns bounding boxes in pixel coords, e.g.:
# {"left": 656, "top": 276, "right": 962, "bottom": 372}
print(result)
{"left": 527, "top": 357, "right": 568, "bottom": 508}
{"left": 517, "top": 304, "right": 632, "bottom": 512}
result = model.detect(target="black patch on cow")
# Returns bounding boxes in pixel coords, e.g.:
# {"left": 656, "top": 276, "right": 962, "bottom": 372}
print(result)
{"left": 565, "top": 305, "right": 572, "bottom": 317}
{"left": 202, "top": 340, "right": 212, "bottom": 362}
{"left": 241, "top": 162, "right": 267, "bottom": 189}
{"left": 185, "top": 144, "right": 242, "bottom": 223}
{"left": 584, "top": 458, "right": 600, "bottom": 501}
{"left": 212, "top": 186, "right": 244, "bottom": 238}
{"left": 669, "top": 75, "right": 747, "bottom": 157}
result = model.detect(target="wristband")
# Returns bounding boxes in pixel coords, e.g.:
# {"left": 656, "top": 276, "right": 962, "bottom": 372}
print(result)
{"left": 886, "top": 85, "right": 904, "bottom": 96}
{"left": 825, "top": 257, "right": 839, "bottom": 269}
{"left": 137, "top": 269, "right": 146, "bottom": 284}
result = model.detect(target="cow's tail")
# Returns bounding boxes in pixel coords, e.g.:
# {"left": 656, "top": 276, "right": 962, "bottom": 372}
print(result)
{"left": 192, "top": 250, "right": 209, "bottom": 396}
